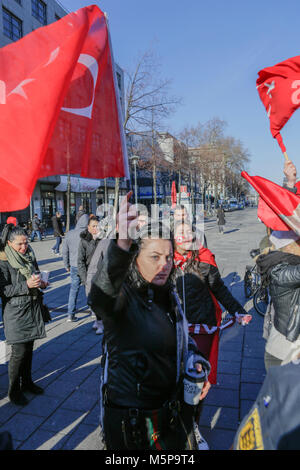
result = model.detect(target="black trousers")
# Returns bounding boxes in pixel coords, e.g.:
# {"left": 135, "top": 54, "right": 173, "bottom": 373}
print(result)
{"left": 8, "top": 341, "right": 34, "bottom": 396}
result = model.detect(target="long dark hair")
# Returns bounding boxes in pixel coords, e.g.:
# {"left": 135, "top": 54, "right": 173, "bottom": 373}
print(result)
{"left": 0, "top": 224, "right": 28, "bottom": 250}
{"left": 127, "top": 220, "right": 175, "bottom": 289}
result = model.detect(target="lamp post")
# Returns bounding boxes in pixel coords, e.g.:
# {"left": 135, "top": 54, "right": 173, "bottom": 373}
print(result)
{"left": 130, "top": 155, "right": 140, "bottom": 205}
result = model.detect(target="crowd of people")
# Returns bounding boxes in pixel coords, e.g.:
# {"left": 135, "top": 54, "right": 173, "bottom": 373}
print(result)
{"left": 1, "top": 161, "right": 300, "bottom": 450}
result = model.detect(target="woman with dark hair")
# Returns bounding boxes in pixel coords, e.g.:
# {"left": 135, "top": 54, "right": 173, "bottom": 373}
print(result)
{"left": 89, "top": 193, "right": 211, "bottom": 450}
{"left": 173, "top": 221, "right": 252, "bottom": 388}
{"left": 0, "top": 224, "right": 49, "bottom": 405}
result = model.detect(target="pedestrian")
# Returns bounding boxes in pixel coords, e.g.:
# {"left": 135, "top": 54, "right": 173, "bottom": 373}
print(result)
{"left": 0, "top": 224, "right": 49, "bottom": 405}
{"left": 77, "top": 215, "right": 103, "bottom": 333}
{"left": 89, "top": 192, "right": 211, "bottom": 450}
{"left": 216, "top": 205, "right": 225, "bottom": 234}
{"left": 76, "top": 205, "right": 86, "bottom": 223}
{"left": 233, "top": 343, "right": 300, "bottom": 450}
{"left": 173, "top": 220, "right": 252, "bottom": 389}
{"left": 256, "top": 229, "right": 300, "bottom": 370}
{"left": 62, "top": 214, "right": 89, "bottom": 322}
{"left": 30, "top": 214, "right": 42, "bottom": 242}
{"left": 51, "top": 211, "right": 64, "bottom": 255}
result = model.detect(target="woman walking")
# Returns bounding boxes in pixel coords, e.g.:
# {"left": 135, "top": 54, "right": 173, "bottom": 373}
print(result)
{"left": 89, "top": 193, "right": 211, "bottom": 450}
{"left": 173, "top": 221, "right": 252, "bottom": 388}
{"left": 0, "top": 224, "right": 49, "bottom": 405}
{"left": 216, "top": 205, "right": 225, "bottom": 234}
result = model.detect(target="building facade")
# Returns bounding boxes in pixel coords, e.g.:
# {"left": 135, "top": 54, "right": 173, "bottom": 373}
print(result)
{"left": 0, "top": 0, "right": 127, "bottom": 227}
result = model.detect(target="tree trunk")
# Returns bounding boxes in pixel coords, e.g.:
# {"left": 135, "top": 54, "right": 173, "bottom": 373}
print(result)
{"left": 153, "top": 161, "right": 157, "bottom": 205}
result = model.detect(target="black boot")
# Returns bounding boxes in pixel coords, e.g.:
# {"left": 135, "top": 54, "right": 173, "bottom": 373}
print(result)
{"left": 20, "top": 342, "right": 43, "bottom": 394}
{"left": 21, "top": 382, "right": 44, "bottom": 395}
{"left": 8, "top": 350, "right": 28, "bottom": 406}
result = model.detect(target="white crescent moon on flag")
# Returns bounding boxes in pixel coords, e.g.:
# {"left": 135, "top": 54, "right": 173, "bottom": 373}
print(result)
{"left": 61, "top": 54, "right": 99, "bottom": 119}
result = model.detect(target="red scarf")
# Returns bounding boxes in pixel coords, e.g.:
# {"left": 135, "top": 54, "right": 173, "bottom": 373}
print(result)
{"left": 174, "top": 247, "right": 222, "bottom": 384}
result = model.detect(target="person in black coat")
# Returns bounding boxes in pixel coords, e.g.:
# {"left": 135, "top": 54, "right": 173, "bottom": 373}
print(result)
{"left": 0, "top": 225, "right": 48, "bottom": 405}
{"left": 51, "top": 211, "right": 64, "bottom": 255}
{"left": 216, "top": 205, "right": 225, "bottom": 234}
{"left": 89, "top": 192, "right": 211, "bottom": 450}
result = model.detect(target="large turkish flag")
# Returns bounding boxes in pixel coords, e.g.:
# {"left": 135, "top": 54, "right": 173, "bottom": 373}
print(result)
{"left": 242, "top": 171, "right": 300, "bottom": 235}
{"left": 256, "top": 55, "right": 300, "bottom": 152}
{"left": 0, "top": 5, "right": 128, "bottom": 211}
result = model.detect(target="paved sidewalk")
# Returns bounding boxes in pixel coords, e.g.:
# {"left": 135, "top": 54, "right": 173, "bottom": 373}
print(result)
{"left": 0, "top": 207, "right": 267, "bottom": 450}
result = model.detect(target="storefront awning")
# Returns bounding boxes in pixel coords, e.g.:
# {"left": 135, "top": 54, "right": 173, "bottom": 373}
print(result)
{"left": 55, "top": 176, "right": 101, "bottom": 193}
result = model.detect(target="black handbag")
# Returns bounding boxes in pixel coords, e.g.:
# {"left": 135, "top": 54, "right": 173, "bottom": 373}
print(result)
{"left": 41, "top": 302, "right": 51, "bottom": 323}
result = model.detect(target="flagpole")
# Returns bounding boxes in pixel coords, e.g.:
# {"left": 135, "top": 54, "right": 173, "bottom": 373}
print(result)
{"left": 104, "top": 12, "right": 130, "bottom": 181}
{"left": 283, "top": 152, "right": 289, "bottom": 161}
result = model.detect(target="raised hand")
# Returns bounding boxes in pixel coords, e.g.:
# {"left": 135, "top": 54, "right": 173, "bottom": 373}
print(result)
{"left": 117, "top": 191, "right": 138, "bottom": 251}
{"left": 284, "top": 160, "right": 297, "bottom": 188}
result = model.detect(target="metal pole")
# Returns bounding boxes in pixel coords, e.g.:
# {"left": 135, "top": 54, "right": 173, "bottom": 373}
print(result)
{"left": 134, "top": 163, "right": 138, "bottom": 206}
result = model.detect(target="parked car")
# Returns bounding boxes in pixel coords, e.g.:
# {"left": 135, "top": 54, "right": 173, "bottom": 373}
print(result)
{"left": 228, "top": 198, "right": 239, "bottom": 211}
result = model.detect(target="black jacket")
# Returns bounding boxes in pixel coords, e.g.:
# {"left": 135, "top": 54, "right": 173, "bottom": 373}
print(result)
{"left": 89, "top": 240, "right": 209, "bottom": 409}
{"left": 0, "top": 252, "right": 46, "bottom": 345}
{"left": 77, "top": 230, "right": 100, "bottom": 284}
{"left": 257, "top": 251, "right": 300, "bottom": 342}
{"left": 51, "top": 216, "right": 64, "bottom": 237}
{"left": 174, "top": 258, "right": 247, "bottom": 325}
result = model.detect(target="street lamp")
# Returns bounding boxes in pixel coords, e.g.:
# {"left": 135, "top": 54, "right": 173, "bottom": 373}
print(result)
{"left": 130, "top": 155, "right": 140, "bottom": 205}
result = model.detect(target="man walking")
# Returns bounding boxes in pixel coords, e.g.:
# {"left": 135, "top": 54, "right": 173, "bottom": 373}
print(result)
{"left": 62, "top": 214, "right": 89, "bottom": 322}
{"left": 30, "top": 214, "right": 42, "bottom": 242}
{"left": 217, "top": 204, "right": 226, "bottom": 234}
{"left": 51, "top": 212, "right": 64, "bottom": 255}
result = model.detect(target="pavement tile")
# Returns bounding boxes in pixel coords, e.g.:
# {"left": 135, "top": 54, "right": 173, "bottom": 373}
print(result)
{"left": 217, "top": 350, "right": 242, "bottom": 363}
{"left": 60, "top": 423, "right": 102, "bottom": 450}
{"left": 241, "top": 368, "right": 267, "bottom": 384}
{"left": 215, "top": 373, "right": 240, "bottom": 390}
{"left": 17, "top": 430, "right": 69, "bottom": 450}
{"left": 40, "top": 408, "right": 88, "bottom": 435}
{"left": 204, "top": 387, "right": 239, "bottom": 408}
{"left": 82, "top": 404, "right": 100, "bottom": 426}
{"left": 44, "top": 378, "right": 79, "bottom": 398}
{"left": 0, "top": 413, "right": 45, "bottom": 441}
{"left": 21, "top": 394, "right": 64, "bottom": 418}
{"left": 200, "top": 404, "right": 239, "bottom": 430}
{"left": 217, "top": 361, "right": 241, "bottom": 375}
{"left": 240, "top": 382, "right": 262, "bottom": 401}
{"left": 199, "top": 426, "right": 236, "bottom": 450}
{"left": 61, "top": 389, "right": 98, "bottom": 412}
{"left": 242, "top": 357, "right": 266, "bottom": 370}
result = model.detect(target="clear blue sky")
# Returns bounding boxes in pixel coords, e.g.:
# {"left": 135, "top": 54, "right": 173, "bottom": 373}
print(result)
{"left": 61, "top": 0, "right": 300, "bottom": 184}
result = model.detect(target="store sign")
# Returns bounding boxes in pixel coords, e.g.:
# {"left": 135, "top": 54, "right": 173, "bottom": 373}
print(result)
{"left": 55, "top": 176, "right": 100, "bottom": 193}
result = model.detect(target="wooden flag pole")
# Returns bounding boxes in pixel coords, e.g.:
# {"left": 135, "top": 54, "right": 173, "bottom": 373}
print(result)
{"left": 283, "top": 152, "right": 289, "bottom": 161}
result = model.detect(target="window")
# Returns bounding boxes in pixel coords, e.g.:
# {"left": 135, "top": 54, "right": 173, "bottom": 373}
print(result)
{"left": 32, "top": 0, "right": 47, "bottom": 25}
{"left": 2, "top": 8, "right": 22, "bottom": 41}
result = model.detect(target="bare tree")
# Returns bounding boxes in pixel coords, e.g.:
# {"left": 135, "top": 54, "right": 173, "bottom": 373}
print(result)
{"left": 113, "top": 50, "right": 181, "bottom": 213}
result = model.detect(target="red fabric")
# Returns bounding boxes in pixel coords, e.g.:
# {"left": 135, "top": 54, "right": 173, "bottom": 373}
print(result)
{"left": 171, "top": 181, "right": 177, "bottom": 208}
{"left": 6, "top": 217, "right": 17, "bottom": 226}
{"left": 256, "top": 55, "right": 300, "bottom": 152}
{"left": 242, "top": 171, "right": 300, "bottom": 234}
{"left": 0, "top": 5, "right": 128, "bottom": 212}
{"left": 174, "top": 248, "right": 221, "bottom": 384}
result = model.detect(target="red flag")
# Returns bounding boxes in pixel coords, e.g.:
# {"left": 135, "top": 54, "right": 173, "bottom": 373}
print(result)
{"left": 0, "top": 5, "right": 128, "bottom": 212}
{"left": 256, "top": 55, "right": 300, "bottom": 152}
{"left": 241, "top": 171, "right": 300, "bottom": 235}
{"left": 171, "top": 181, "right": 177, "bottom": 208}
